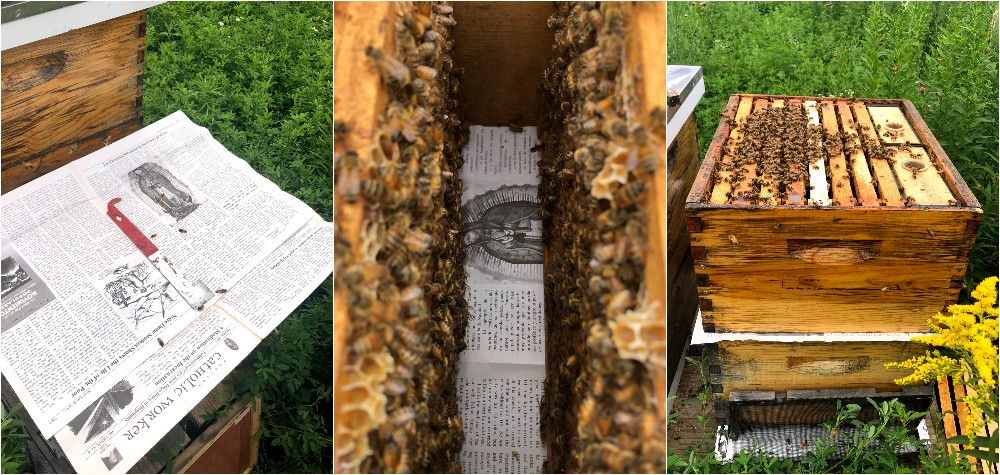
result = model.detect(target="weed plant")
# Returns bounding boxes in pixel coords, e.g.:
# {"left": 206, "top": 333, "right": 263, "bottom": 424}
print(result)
{"left": 144, "top": 2, "right": 332, "bottom": 472}
{"left": 668, "top": 2, "right": 999, "bottom": 293}
{"left": 2, "top": 404, "right": 30, "bottom": 474}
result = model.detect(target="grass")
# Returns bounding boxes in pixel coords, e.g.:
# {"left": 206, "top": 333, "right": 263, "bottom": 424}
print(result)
{"left": 668, "top": 1, "right": 999, "bottom": 294}
{"left": 144, "top": 2, "right": 332, "bottom": 472}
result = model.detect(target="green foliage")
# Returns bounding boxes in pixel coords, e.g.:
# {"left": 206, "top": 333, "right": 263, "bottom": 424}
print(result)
{"left": 668, "top": 1, "right": 999, "bottom": 293}
{"left": 2, "top": 404, "right": 30, "bottom": 474}
{"left": 668, "top": 397, "right": 975, "bottom": 474}
{"left": 144, "top": 2, "right": 332, "bottom": 472}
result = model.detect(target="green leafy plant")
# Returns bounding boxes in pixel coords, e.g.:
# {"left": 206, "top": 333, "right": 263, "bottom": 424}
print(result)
{"left": 144, "top": 2, "right": 332, "bottom": 472}
{"left": 2, "top": 404, "right": 30, "bottom": 474}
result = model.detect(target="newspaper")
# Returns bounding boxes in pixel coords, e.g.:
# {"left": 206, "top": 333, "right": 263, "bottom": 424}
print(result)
{"left": 459, "top": 126, "right": 547, "bottom": 473}
{"left": 53, "top": 219, "right": 333, "bottom": 473}
{"left": 0, "top": 111, "right": 332, "bottom": 473}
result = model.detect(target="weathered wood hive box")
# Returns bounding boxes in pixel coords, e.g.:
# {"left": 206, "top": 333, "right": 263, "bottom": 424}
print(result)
{"left": 666, "top": 66, "right": 703, "bottom": 389}
{"left": 686, "top": 94, "right": 983, "bottom": 334}
{"left": 1, "top": 9, "right": 145, "bottom": 192}
{"left": 334, "top": 2, "right": 666, "bottom": 473}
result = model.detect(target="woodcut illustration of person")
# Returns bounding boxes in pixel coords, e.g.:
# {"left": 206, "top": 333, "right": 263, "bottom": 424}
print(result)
{"left": 127, "top": 163, "right": 200, "bottom": 219}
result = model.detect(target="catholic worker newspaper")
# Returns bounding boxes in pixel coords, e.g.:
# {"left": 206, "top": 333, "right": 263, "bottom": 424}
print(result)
{"left": 0, "top": 111, "right": 333, "bottom": 473}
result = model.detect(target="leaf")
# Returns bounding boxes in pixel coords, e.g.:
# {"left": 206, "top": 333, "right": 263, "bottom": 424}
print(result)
{"left": 958, "top": 448, "right": 1000, "bottom": 464}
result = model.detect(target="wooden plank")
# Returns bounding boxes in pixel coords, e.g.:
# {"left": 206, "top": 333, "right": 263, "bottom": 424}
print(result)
{"left": 1, "top": 11, "right": 145, "bottom": 193}
{"left": 938, "top": 377, "right": 961, "bottom": 455}
{"left": 728, "top": 98, "right": 770, "bottom": 205}
{"left": 804, "top": 100, "right": 829, "bottom": 206}
{"left": 950, "top": 379, "right": 979, "bottom": 466}
{"left": 901, "top": 100, "right": 981, "bottom": 209}
{"left": 333, "top": 3, "right": 396, "bottom": 472}
{"left": 867, "top": 104, "right": 920, "bottom": 144}
{"left": 853, "top": 102, "right": 905, "bottom": 206}
{"left": 784, "top": 98, "right": 807, "bottom": 206}
{"left": 837, "top": 101, "right": 880, "bottom": 206}
{"left": 821, "top": 101, "right": 853, "bottom": 205}
{"left": 624, "top": 0, "right": 667, "bottom": 420}
{"left": 891, "top": 146, "right": 955, "bottom": 205}
{"left": 709, "top": 97, "right": 753, "bottom": 204}
{"left": 174, "top": 398, "right": 261, "bottom": 474}
{"left": 717, "top": 341, "right": 927, "bottom": 400}
{"left": 757, "top": 99, "right": 782, "bottom": 205}
{"left": 666, "top": 114, "right": 699, "bottom": 389}
{"left": 452, "top": 2, "right": 554, "bottom": 126}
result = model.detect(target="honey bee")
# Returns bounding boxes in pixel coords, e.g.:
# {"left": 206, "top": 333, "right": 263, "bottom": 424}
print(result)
{"left": 178, "top": 228, "right": 188, "bottom": 234}
{"left": 512, "top": 450, "right": 520, "bottom": 460}
{"left": 365, "top": 45, "right": 409, "bottom": 88}
{"left": 613, "top": 182, "right": 646, "bottom": 207}
{"left": 157, "top": 337, "right": 164, "bottom": 347}
{"left": 215, "top": 288, "right": 227, "bottom": 294}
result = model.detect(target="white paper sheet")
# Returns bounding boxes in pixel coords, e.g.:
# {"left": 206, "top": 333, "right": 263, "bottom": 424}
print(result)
{"left": 1, "top": 111, "right": 332, "bottom": 473}
{"left": 459, "top": 126, "right": 547, "bottom": 472}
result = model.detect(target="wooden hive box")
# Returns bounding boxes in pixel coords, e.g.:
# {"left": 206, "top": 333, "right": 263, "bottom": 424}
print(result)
{"left": 685, "top": 94, "right": 982, "bottom": 334}
{"left": 1, "top": 5, "right": 146, "bottom": 192}
{"left": 666, "top": 66, "right": 703, "bottom": 389}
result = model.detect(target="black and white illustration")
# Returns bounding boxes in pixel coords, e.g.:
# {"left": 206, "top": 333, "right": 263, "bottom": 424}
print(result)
{"left": 127, "top": 162, "right": 201, "bottom": 220}
{"left": 1, "top": 243, "right": 56, "bottom": 332}
{"left": 224, "top": 337, "right": 239, "bottom": 351}
{"left": 101, "top": 260, "right": 178, "bottom": 330}
{"left": 462, "top": 184, "right": 543, "bottom": 283}
{"left": 67, "top": 380, "right": 134, "bottom": 445}
{"left": 101, "top": 448, "right": 123, "bottom": 471}
{"left": 1, "top": 257, "right": 30, "bottom": 297}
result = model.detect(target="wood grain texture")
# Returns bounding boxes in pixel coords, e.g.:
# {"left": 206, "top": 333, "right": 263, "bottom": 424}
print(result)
{"left": 836, "top": 101, "right": 879, "bottom": 205}
{"left": 868, "top": 105, "right": 920, "bottom": 144}
{"left": 891, "top": 146, "right": 954, "bottom": 205}
{"left": 333, "top": 2, "right": 395, "bottom": 461}
{"left": 667, "top": 113, "right": 699, "bottom": 388}
{"left": 821, "top": 102, "right": 852, "bottom": 205}
{"left": 852, "top": 102, "right": 906, "bottom": 206}
{"left": 623, "top": 0, "right": 667, "bottom": 420}
{"left": 709, "top": 96, "right": 751, "bottom": 204}
{"left": 1, "top": 11, "right": 145, "bottom": 192}
{"left": 715, "top": 340, "right": 927, "bottom": 399}
{"left": 451, "top": 2, "right": 554, "bottom": 126}
{"left": 174, "top": 398, "right": 262, "bottom": 474}
{"left": 688, "top": 207, "right": 978, "bottom": 333}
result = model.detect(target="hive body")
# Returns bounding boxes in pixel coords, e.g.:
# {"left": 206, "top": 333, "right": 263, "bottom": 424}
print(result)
{"left": 686, "top": 94, "right": 982, "bottom": 334}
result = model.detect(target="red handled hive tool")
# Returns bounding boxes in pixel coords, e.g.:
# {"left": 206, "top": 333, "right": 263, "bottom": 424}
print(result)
{"left": 107, "top": 198, "right": 213, "bottom": 310}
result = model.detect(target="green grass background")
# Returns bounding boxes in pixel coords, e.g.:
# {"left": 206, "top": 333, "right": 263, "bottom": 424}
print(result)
{"left": 668, "top": 1, "right": 999, "bottom": 293}
{"left": 144, "top": 2, "right": 332, "bottom": 472}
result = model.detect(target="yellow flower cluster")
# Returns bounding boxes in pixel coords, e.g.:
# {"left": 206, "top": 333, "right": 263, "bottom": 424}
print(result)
{"left": 886, "top": 276, "right": 999, "bottom": 442}
{"left": 885, "top": 350, "right": 961, "bottom": 385}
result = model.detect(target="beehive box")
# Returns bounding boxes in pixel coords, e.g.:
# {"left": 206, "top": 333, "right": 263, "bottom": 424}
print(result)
{"left": 1, "top": 7, "right": 146, "bottom": 192}
{"left": 685, "top": 94, "right": 982, "bottom": 334}
{"left": 334, "top": 2, "right": 666, "bottom": 473}
{"left": 666, "top": 66, "right": 703, "bottom": 388}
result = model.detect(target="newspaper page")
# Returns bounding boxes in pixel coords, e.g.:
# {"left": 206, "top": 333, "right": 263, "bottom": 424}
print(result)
{"left": 0, "top": 110, "right": 316, "bottom": 439}
{"left": 53, "top": 218, "right": 334, "bottom": 474}
{"left": 459, "top": 125, "right": 547, "bottom": 473}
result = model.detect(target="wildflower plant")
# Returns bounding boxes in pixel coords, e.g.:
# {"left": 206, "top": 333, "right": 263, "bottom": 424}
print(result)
{"left": 886, "top": 276, "right": 999, "bottom": 461}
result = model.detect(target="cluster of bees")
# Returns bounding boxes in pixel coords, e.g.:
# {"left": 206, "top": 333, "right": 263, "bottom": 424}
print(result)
{"left": 720, "top": 106, "right": 823, "bottom": 203}
{"left": 538, "top": 2, "right": 665, "bottom": 473}
{"left": 334, "top": 2, "right": 468, "bottom": 473}
{"left": 715, "top": 104, "right": 898, "bottom": 205}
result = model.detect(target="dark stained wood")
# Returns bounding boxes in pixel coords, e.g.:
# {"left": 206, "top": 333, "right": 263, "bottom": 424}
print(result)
{"left": 451, "top": 2, "right": 554, "bottom": 126}
{"left": 1, "top": 11, "right": 145, "bottom": 192}
{"left": 667, "top": 113, "right": 699, "bottom": 389}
